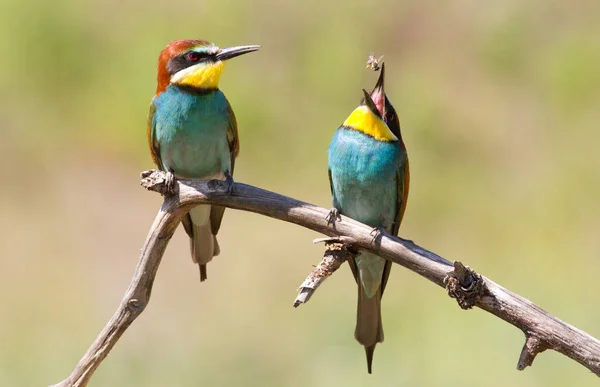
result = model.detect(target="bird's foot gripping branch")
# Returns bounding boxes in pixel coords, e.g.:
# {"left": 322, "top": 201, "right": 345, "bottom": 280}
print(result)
{"left": 50, "top": 171, "right": 600, "bottom": 387}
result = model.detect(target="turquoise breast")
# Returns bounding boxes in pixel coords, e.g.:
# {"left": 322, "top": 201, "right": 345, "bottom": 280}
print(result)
{"left": 153, "top": 85, "right": 232, "bottom": 179}
{"left": 328, "top": 128, "right": 401, "bottom": 231}
{"left": 328, "top": 127, "right": 403, "bottom": 297}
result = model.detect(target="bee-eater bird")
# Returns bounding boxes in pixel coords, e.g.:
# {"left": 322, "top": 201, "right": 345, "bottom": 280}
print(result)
{"left": 147, "top": 40, "right": 260, "bottom": 281}
{"left": 327, "top": 64, "right": 409, "bottom": 373}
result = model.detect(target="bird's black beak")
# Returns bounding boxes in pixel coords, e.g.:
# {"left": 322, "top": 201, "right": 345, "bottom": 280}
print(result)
{"left": 370, "top": 62, "right": 386, "bottom": 117}
{"left": 362, "top": 89, "right": 383, "bottom": 119}
{"left": 215, "top": 45, "right": 261, "bottom": 61}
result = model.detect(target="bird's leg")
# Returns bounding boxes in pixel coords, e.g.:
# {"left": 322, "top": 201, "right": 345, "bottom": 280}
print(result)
{"left": 370, "top": 226, "right": 385, "bottom": 244}
{"left": 225, "top": 170, "right": 235, "bottom": 195}
{"left": 164, "top": 169, "right": 178, "bottom": 196}
{"left": 326, "top": 208, "right": 341, "bottom": 226}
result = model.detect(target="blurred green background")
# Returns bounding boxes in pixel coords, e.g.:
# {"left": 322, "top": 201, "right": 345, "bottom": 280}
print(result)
{"left": 2, "top": 0, "right": 600, "bottom": 386}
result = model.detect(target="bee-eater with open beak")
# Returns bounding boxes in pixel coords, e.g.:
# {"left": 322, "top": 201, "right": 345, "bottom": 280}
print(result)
{"left": 327, "top": 63, "right": 409, "bottom": 373}
{"left": 147, "top": 40, "right": 260, "bottom": 281}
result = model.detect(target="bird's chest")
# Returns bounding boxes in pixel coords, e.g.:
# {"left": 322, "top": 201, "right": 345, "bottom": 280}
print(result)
{"left": 154, "top": 89, "right": 231, "bottom": 178}
{"left": 328, "top": 130, "right": 400, "bottom": 228}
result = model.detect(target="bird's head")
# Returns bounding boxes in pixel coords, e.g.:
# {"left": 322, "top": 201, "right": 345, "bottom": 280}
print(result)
{"left": 156, "top": 40, "right": 260, "bottom": 95}
{"left": 342, "top": 89, "right": 398, "bottom": 142}
{"left": 367, "top": 63, "right": 401, "bottom": 139}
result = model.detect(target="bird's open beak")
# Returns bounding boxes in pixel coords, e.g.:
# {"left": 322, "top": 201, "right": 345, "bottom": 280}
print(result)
{"left": 370, "top": 62, "right": 386, "bottom": 117}
{"left": 362, "top": 89, "right": 383, "bottom": 119}
{"left": 215, "top": 45, "right": 261, "bottom": 61}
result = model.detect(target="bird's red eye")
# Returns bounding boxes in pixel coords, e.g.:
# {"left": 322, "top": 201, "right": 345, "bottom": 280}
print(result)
{"left": 187, "top": 52, "right": 200, "bottom": 62}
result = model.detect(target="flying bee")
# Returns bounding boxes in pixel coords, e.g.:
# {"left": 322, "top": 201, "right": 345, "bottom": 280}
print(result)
{"left": 366, "top": 52, "right": 384, "bottom": 71}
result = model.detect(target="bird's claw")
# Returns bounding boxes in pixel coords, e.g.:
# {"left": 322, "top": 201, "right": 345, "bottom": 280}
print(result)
{"left": 225, "top": 171, "right": 235, "bottom": 195}
{"left": 164, "top": 170, "right": 178, "bottom": 196}
{"left": 370, "top": 226, "right": 384, "bottom": 244}
{"left": 326, "top": 208, "right": 341, "bottom": 226}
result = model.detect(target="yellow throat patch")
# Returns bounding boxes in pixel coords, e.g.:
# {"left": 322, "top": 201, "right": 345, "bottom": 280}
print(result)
{"left": 170, "top": 61, "right": 226, "bottom": 89}
{"left": 343, "top": 106, "right": 397, "bottom": 142}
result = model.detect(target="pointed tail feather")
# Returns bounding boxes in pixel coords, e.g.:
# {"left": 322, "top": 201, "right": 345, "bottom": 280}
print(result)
{"left": 197, "top": 235, "right": 219, "bottom": 281}
{"left": 364, "top": 344, "right": 376, "bottom": 374}
{"left": 355, "top": 286, "right": 384, "bottom": 373}
{"left": 199, "top": 264, "right": 208, "bottom": 282}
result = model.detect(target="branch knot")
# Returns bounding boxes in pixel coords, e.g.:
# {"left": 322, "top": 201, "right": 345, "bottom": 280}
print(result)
{"left": 444, "top": 261, "right": 485, "bottom": 310}
{"left": 127, "top": 298, "right": 146, "bottom": 313}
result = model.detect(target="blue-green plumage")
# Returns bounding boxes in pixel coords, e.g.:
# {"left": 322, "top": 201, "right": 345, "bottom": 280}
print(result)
{"left": 328, "top": 128, "right": 403, "bottom": 297}
{"left": 329, "top": 129, "right": 400, "bottom": 231}
{"left": 152, "top": 85, "right": 234, "bottom": 178}
{"left": 326, "top": 82, "right": 409, "bottom": 374}
{"left": 147, "top": 39, "right": 258, "bottom": 282}
{"left": 148, "top": 84, "right": 238, "bottom": 282}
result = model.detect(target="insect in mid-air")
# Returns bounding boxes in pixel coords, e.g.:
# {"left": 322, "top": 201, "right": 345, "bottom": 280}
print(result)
{"left": 366, "top": 52, "right": 384, "bottom": 71}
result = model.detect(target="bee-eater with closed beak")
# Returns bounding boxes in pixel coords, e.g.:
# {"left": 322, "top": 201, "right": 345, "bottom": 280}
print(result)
{"left": 327, "top": 64, "right": 409, "bottom": 373}
{"left": 147, "top": 40, "right": 260, "bottom": 281}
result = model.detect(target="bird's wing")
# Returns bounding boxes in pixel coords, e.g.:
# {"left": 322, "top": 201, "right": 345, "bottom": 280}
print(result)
{"left": 210, "top": 102, "right": 240, "bottom": 235}
{"left": 225, "top": 100, "right": 240, "bottom": 160}
{"left": 381, "top": 153, "right": 410, "bottom": 294}
{"left": 147, "top": 97, "right": 163, "bottom": 170}
{"left": 328, "top": 168, "right": 335, "bottom": 197}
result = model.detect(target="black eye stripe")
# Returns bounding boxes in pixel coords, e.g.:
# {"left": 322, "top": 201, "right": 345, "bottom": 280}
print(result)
{"left": 185, "top": 51, "right": 210, "bottom": 62}
{"left": 167, "top": 51, "right": 214, "bottom": 75}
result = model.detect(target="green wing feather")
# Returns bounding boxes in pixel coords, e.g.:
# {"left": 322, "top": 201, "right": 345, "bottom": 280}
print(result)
{"left": 147, "top": 97, "right": 163, "bottom": 170}
{"left": 209, "top": 102, "right": 239, "bottom": 236}
{"left": 381, "top": 155, "right": 410, "bottom": 294}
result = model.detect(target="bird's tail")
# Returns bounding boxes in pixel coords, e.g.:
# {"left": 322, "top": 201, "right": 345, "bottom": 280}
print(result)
{"left": 182, "top": 205, "right": 220, "bottom": 281}
{"left": 355, "top": 285, "right": 384, "bottom": 374}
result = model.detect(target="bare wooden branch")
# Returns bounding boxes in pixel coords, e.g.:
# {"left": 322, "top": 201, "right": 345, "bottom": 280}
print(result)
{"left": 293, "top": 241, "right": 358, "bottom": 307}
{"left": 51, "top": 170, "right": 600, "bottom": 386}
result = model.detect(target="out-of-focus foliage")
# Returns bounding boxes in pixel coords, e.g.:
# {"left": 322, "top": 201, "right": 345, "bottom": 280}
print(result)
{"left": 1, "top": 1, "right": 600, "bottom": 386}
